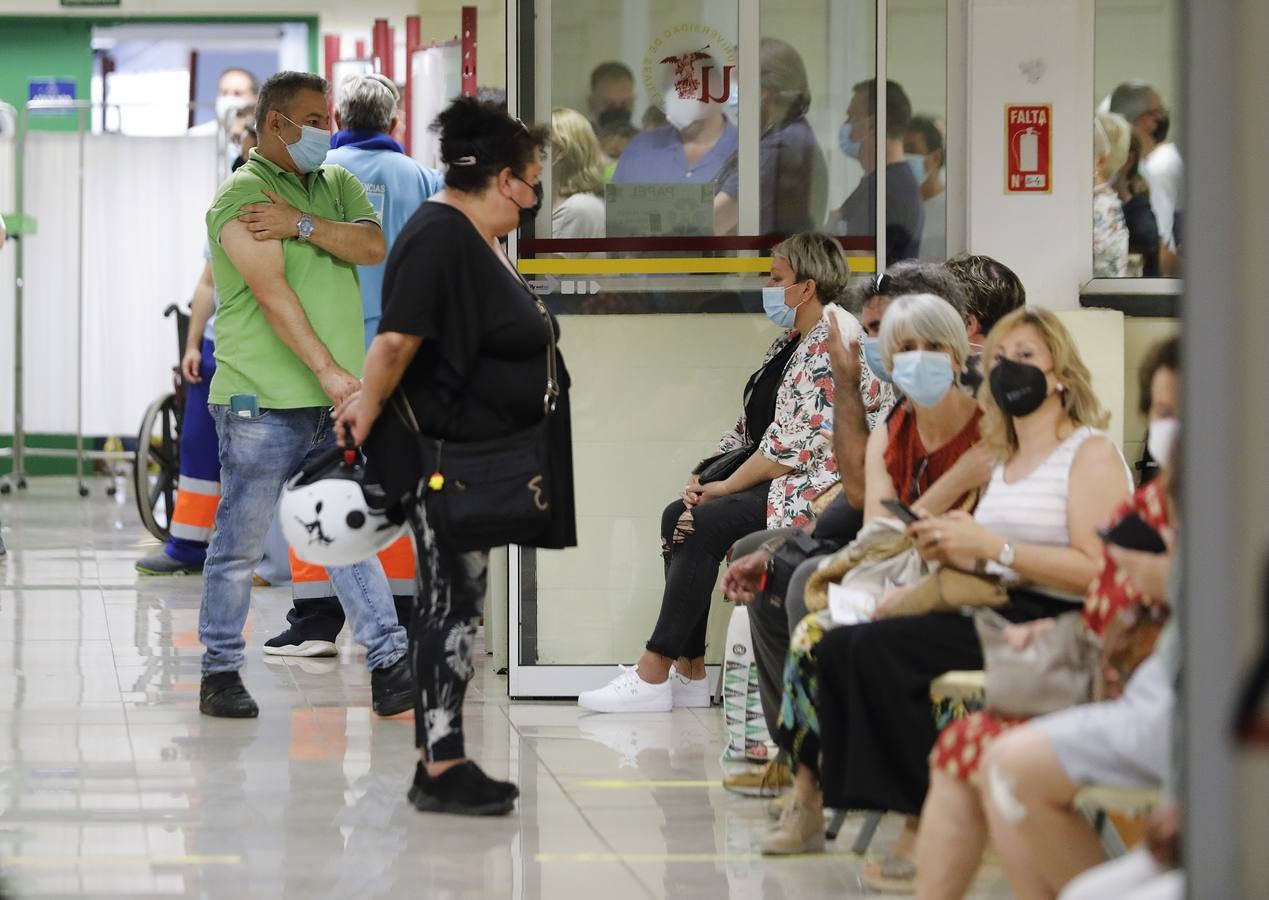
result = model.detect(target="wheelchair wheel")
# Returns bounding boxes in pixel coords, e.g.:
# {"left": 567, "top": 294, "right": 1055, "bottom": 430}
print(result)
{"left": 134, "top": 392, "right": 181, "bottom": 542}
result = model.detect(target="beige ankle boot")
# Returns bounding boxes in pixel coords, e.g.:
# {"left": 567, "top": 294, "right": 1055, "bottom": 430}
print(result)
{"left": 760, "top": 793, "right": 826, "bottom": 855}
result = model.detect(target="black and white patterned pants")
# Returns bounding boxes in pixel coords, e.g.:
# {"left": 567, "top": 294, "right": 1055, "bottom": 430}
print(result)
{"left": 408, "top": 509, "right": 489, "bottom": 763}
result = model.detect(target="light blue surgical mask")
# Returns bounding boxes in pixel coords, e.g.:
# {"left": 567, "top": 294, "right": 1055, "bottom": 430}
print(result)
{"left": 278, "top": 113, "right": 331, "bottom": 173}
{"left": 861, "top": 336, "right": 893, "bottom": 383}
{"left": 762, "top": 284, "right": 805, "bottom": 330}
{"left": 838, "top": 122, "right": 860, "bottom": 160}
{"left": 891, "top": 350, "right": 954, "bottom": 407}
{"left": 905, "top": 152, "right": 927, "bottom": 184}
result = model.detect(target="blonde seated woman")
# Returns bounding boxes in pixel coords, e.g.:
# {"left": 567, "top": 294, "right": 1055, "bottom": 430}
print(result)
{"left": 811, "top": 309, "right": 1133, "bottom": 889}
{"left": 549, "top": 107, "right": 606, "bottom": 251}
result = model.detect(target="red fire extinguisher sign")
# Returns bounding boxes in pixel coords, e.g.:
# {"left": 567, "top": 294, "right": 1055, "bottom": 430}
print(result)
{"left": 1005, "top": 104, "right": 1052, "bottom": 193}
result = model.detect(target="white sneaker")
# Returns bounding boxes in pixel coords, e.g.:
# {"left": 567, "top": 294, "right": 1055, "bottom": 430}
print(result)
{"left": 669, "top": 666, "right": 711, "bottom": 708}
{"left": 578, "top": 665, "right": 672, "bottom": 713}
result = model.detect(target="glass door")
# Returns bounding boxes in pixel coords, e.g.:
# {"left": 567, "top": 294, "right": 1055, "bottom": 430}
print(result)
{"left": 506, "top": 0, "right": 885, "bottom": 697}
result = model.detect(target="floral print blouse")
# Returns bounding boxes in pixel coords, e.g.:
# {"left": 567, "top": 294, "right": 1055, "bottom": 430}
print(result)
{"left": 1093, "top": 187, "right": 1129, "bottom": 277}
{"left": 719, "top": 309, "right": 894, "bottom": 528}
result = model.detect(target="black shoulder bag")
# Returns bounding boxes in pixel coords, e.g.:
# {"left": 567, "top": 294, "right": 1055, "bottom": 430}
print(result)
{"left": 693, "top": 336, "right": 800, "bottom": 484}
{"left": 387, "top": 295, "right": 561, "bottom": 553}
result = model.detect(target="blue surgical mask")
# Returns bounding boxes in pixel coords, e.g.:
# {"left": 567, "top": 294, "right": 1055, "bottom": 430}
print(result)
{"left": 891, "top": 351, "right": 955, "bottom": 407}
{"left": 762, "top": 284, "right": 804, "bottom": 330}
{"left": 838, "top": 122, "right": 860, "bottom": 160}
{"left": 861, "top": 336, "right": 893, "bottom": 383}
{"left": 279, "top": 113, "right": 331, "bottom": 173}
{"left": 905, "top": 153, "right": 926, "bottom": 184}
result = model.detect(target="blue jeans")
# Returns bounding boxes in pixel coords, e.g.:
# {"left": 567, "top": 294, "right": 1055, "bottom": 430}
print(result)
{"left": 199, "top": 404, "right": 407, "bottom": 675}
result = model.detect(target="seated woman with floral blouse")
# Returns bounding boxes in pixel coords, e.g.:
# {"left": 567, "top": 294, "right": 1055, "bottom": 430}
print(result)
{"left": 579, "top": 232, "right": 891, "bottom": 715}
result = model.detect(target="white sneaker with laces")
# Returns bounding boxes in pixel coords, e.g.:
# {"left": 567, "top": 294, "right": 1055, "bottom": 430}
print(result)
{"left": 669, "top": 666, "right": 711, "bottom": 708}
{"left": 578, "top": 665, "right": 672, "bottom": 713}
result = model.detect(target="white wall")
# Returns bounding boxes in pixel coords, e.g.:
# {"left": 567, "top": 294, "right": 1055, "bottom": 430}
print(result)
{"left": 965, "top": 0, "right": 1094, "bottom": 311}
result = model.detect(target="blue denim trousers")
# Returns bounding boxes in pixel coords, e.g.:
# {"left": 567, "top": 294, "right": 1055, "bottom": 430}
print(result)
{"left": 199, "top": 404, "right": 407, "bottom": 675}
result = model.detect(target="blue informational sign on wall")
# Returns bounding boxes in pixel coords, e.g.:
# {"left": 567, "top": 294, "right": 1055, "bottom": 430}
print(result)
{"left": 28, "top": 78, "right": 77, "bottom": 115}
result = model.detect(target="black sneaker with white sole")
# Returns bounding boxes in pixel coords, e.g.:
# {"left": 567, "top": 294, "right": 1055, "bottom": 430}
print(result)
{"left": 407, "top": 761, "right": 519, "bottom": 816}
{"left": 263, "top": 624, "right": 338, "bottom": 658}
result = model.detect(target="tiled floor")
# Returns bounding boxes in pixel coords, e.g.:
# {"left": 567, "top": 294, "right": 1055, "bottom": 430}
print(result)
{"left": 0, "top": 479, "right": 1010, "bottom": 899}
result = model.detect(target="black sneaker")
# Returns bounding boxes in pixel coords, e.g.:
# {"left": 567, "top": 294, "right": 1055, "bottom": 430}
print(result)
{"left": 370, "top": 654, "right": 414, "bottom": 717}
{"left": 407, "top": 761, "right": 519, "bottom": 816}
{"left": 199, "top": 671, "right": 259, "bottom": 718}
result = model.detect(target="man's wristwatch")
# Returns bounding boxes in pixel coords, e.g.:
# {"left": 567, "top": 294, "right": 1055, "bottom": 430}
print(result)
{"left": 996, "top": 541, "right": 1016, "bottom": 568}
{"left": 296, "top": 214, "right": 315, "bottom": 242}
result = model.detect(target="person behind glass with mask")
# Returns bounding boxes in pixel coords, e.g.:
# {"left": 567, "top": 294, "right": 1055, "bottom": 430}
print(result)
{"left": 610, "top": 50, "right": 738, "bottom": 188}
{"left": 827, "top": 79, "right": 923, "bottom": 267}
{"left": 904, "top": 115, "right": 946, "bottom": 262}
{"left": 714, "top": 38, "right": 827, "bottom": 236}
{"left": 587, "top": 61, "right": 637, "bottom": 130}
{"left": 191, "top": 66, "right": 258, "bottom": 136}
{"left": 1107, "top": 81, "right": 1183, "bottom": 274}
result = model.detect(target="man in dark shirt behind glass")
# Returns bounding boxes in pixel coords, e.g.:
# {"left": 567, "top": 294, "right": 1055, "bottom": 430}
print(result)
{"left": 827, "top": 78, "right": 924, "bottom": 267}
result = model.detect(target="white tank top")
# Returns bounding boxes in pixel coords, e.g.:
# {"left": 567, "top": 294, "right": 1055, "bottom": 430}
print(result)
{"left": 974, "top": 426, "right": 1129, "bottom": 596}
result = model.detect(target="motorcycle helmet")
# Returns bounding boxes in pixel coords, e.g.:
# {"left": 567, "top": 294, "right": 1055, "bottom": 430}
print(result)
{"left": 281, "top": 442, "right": 406, "bottom": 567}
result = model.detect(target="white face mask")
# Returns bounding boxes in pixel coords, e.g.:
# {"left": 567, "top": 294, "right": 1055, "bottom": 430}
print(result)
{"left": 663, "top": 87, "right": 710, "bottom": 131}
{"left": 216, "top": 94, "right": 248, "bottom": 127}
{"left": 1146, "top": 416, "right": 1179, "bottom": 469}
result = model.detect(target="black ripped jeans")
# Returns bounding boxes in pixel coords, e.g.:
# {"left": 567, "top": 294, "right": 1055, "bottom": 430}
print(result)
{"left": 645, "top": 482, "right": 771, "bottom": 660}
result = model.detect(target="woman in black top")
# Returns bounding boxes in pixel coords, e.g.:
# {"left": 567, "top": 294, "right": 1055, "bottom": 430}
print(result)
{"left": 337, "top": 98, "right": 574, "bottom": 816}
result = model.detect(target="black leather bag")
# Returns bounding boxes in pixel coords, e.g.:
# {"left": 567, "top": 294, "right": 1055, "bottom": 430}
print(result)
{"left": 693, "top": 445, "right": 752, "bottom": 484}
{"left": 386, "top": 295, "right": 562, "bottom": 553}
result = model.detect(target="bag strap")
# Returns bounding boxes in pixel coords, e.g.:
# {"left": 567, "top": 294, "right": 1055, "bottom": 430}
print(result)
{"left": 505, "top": 251, "right": 560, "bottom": 416}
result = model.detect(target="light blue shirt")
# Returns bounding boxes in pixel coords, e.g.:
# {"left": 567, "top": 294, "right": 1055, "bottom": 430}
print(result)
{"left": 324, "top": 145, "right": 443, "bottom": 347}
{"left": 610, "top": 121, "right": 739, "bottom": 186}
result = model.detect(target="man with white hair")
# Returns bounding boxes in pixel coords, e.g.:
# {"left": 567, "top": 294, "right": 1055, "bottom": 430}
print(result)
{"left": 262, "top": 72, "right": 442, "bottom": 658}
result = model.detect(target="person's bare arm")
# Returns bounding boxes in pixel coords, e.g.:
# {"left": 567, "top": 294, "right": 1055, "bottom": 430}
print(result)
{"left": 827, "top": 316, "right": 870, "bottom": 507}
{"left": 219, "top": 218, "right": 358, "bottom": 405}
{"left": 861, "top": 424, "right": 895, "bottom": 523}
{"left": 713, "top": 192, "right": 739, "bottom": 235}
{"left": 238, "top": 190, "right": 386, "bottom": 266}
{"left": 180, "top": 261, "right": 218, "bottom": 383}
{"left": 336, "top": 331, "right": 423, "bottom": 445}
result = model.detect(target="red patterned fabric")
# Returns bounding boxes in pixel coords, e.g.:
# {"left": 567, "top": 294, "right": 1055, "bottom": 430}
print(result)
{"left": 931, "top": 478, "right": 1172, "bottom": 782}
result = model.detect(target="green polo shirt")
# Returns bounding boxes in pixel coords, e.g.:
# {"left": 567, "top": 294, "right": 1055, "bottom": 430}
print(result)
{"left": 205, "top": 148, "right": 380, "bottom": 409}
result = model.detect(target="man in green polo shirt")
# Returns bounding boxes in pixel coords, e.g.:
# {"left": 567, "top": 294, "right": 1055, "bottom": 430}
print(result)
{"left": 198, "top": 71, "right": 412, "bottom": 720}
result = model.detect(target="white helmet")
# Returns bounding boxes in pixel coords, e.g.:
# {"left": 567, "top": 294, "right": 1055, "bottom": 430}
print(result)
{"left": 281, "top": 446, "right": 407, "bottom": 567}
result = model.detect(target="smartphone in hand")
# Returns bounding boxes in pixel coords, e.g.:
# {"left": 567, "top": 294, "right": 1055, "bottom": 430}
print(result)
{"left": 1099, "top": 512, "right": 1167, "bottom": 554}
{"left": 881, "top": 498, "right": 920, "bottom": 525}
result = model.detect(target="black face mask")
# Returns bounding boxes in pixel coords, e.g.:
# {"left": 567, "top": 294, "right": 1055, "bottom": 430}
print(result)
{"left": 513, "top": 176, "right": 544, "bottom": 229}
{"left": 1152, "top": 111, "right": 1170, "bottom": 144}
{"left": 989, "top": 357, "right": 1050, "bottom": 418}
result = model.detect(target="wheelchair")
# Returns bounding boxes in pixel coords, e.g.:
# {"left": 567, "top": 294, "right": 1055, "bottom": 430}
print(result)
{"left": 133, "top": 304, "right": 190, "bottom": 542}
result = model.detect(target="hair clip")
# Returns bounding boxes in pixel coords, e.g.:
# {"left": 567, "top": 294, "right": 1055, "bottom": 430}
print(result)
{"left": 452, "top": 155, "right": 478, "bottom": 166}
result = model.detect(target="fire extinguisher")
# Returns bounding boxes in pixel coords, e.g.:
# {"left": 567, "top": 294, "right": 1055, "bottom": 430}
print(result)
{"left": 1012, "top": 126, "right": 1039, "bottom": 173}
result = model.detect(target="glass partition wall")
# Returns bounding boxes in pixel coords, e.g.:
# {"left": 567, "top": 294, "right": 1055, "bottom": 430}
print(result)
{"left": 507, "top": 0, "right": 951, "bottom": 696}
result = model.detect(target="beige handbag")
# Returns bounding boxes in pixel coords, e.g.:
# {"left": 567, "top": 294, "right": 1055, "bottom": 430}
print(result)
{"left": 974, "top": 608, "right": 1100, "bottom": 718}
{"left": 872, "top": 566, "right": 1008, "bottom": 619}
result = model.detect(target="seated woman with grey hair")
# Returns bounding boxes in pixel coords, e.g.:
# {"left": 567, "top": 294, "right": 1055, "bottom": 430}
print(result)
{"left": 578, "top": 232, "right": 892, "bottom": 715}
{"left": 762, "top": 290, "right": 990, "bottom": 856}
